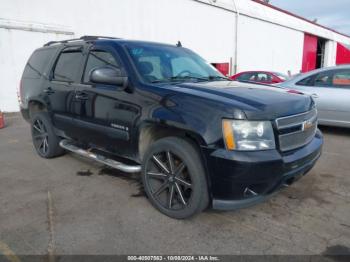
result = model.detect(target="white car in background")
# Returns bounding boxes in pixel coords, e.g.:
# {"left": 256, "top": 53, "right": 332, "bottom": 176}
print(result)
{"left": 279, "top": 65, "right": 350, "bottom": 128}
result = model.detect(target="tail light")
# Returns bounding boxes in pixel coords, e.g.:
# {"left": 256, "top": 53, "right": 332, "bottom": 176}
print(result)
{"left": 0, "top": 111, "right": 4, "bottom": 129}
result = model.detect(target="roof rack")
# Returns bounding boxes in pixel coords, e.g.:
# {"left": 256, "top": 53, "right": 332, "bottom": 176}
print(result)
{"left": 43, "top": 35, "right": 120, "bottom": 47}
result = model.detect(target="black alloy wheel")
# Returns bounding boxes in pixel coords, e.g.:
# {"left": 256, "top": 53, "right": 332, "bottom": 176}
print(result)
{"left": 32, "top": 118, "right": 49, "bottom": 156}
{"left": 30, "top": 112, "right": 65, "bottom": 158}
{"left": 142, "top": 137, "right": 209, "bottom": 219}
{"left": 145, "top": 150, "right": 193, "bottom": 210}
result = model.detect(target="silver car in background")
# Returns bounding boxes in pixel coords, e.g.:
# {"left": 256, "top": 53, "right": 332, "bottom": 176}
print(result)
{"left": 279, "top": 65, "right": 350, "bottom": 128}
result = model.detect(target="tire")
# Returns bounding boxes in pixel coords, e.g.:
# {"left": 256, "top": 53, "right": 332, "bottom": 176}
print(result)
{"left": 31, "top": 112, "right": 65, "bottom": 158}
{"left": 142, "top": 137, "right": 209, "bottom": 219}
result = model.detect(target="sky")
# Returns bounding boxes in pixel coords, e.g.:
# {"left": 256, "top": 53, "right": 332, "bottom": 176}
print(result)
{"left": 269, "top": 0, "right": 350, "bottom": 36}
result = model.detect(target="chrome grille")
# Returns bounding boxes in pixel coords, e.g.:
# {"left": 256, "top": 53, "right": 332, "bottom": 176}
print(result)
{"left": 275, "top": 109, "right": 317, "bottom": 152}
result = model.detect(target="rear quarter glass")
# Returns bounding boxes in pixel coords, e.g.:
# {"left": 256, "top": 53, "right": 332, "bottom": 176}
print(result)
{"left": 23, "top": 48, "right": 56, "bottom": 79}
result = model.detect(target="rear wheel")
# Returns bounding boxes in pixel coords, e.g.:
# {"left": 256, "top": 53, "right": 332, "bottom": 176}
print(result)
{"left": 142, "top": 137, "right": 209, "bottom": 219}
{"left": 31, "top": 112, "right": 65, "bottom": 158}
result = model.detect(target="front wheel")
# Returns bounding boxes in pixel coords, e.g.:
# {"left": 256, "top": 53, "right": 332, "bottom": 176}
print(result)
{"left": 142, "top": 137, "right": 209, "bottom": 219}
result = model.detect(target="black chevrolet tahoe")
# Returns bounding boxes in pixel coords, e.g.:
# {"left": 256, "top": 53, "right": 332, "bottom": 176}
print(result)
{"left": 20, "top": 36, "right": 323, "bottom": 219}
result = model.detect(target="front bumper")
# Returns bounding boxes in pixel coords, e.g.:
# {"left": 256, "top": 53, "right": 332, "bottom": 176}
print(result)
{"left": 203, "top": 129, "right": 323, "bottom": 210}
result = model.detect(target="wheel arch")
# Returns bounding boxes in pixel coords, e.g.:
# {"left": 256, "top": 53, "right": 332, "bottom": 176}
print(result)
{"left": 28, "top": 98, "right": 48, "bottom": 118}
{"left": 137, "top": 122, "right": 207, "bottom": 161}
{"left": 137, "top": 121, "right": 213, "bottom": 203}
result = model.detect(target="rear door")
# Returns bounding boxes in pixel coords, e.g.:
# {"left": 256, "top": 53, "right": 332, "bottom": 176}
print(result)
{"left": 47, "top": 46, "right": 85, "bottom": 138}
{"left": 73, "top": 44, "right": 140, "bottom": 157}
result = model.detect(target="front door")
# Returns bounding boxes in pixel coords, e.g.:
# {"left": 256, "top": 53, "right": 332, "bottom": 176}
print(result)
{"left": 73, "top": 45, "right": 141, "bottom": 158}
{"left": 312, "top": 69, "right": 350, "bottom": 124}
{"left": 296, "top": 69, "right": 350, "bottom": 124}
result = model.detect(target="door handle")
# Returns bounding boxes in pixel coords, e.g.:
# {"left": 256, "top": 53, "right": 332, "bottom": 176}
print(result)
{"left": 43, "top": 87, "right": 55, "bottom": 95}
{"left": 311, "top": 93, "right": 319, "bottom": 98}
{"left": 75, "top": 92, "right": 89, "bottom": 100}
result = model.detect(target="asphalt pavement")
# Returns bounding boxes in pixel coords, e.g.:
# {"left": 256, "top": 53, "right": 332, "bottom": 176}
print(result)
{"left": 0, "top": 114, "right": 349, "bottom": 257}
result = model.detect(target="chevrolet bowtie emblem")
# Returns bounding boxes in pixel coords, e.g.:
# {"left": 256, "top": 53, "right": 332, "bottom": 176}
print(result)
{"left": 302, "top": 120, "right": 313, "bottom": 131}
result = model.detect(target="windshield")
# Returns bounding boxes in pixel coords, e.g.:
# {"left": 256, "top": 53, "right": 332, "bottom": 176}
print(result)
{"left": 273, "top": 72, "right": 289, "bottom": 81}
{"left": 126, "top": 44, "right": 227, "bottom": 83}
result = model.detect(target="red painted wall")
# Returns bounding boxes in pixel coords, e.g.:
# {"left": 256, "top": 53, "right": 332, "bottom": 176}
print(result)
{"left": 302, "top": 34, "right": 318, "bottom": 73}
{"left": 212, "top": 63, "right": 229, "bottom": 76}
{"left": 336, "top": 43, "right": 350, "bottom": 65}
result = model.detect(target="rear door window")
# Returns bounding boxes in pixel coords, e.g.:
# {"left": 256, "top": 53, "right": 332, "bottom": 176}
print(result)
{"left": 256, "top": 73, "right": 271, "bottom": 82}
{"left": 332, "top": 70, "right": 350, "bottom": 87}
{"left": 23, "top": 49, "right": 56, "bottom": 79}
{"left": 247, "top": 73, "right": 270, "bottom": 82}
{"left": 53, "top": 47, "right": 84, "bottom": 82}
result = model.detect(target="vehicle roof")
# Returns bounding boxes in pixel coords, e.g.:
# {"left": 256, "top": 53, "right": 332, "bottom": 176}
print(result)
{"left": 43, "top": 36, "right": 178, "bottom": 49}
{"left": 95, "top": 39, "right": 179, "bottom": 47}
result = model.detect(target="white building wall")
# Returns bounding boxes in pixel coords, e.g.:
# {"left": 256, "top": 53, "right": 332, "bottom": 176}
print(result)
{"left": 324, "top": 40, "right": 337, "bottom": 67}
{"left": 0, "top": 0, "right": 236, "bottom": 61}
{"left": 0, "top": 0, "right": 237, "bottom": 111}
{"left": 233, "top": 0, "right": 350, "bottom": 45}
{"left": 1, "top": 0, "right": 350, "bottom": 111}
{"left": 237, "top": 15, "right": 304, "bottom": 75}
{"left": 0, "top": 28, "right": 72, "bottom": 112}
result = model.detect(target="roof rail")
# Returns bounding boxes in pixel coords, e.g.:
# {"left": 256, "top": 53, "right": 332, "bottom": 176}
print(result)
{"left": 80, "top": 35, "right": 120, "bottom": 41}
{"left": 43, "top": 35, "right": 120, "bottom": 47}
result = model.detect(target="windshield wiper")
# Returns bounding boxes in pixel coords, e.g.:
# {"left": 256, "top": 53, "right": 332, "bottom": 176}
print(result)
{"left": 207, "top": 75, "right": 232, "bottom": 81}
{"left": 150, "top": 75, "right": 231, "bottom": 84}
{"left": 170, "top": 76, "right": 209, "bottom": 82}
{"left": 150, "top": 76, "right": 208, "bottom": 83}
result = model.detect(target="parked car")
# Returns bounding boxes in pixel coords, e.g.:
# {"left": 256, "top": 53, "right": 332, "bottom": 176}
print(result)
{"left": 279, "top": 65, "right": 350, "bottom": 128}
{"left": 20, "top": 36, "right": 323, "bottom": 219}
{"left": 230, "top": 71, "right": 289, "bottom": 84}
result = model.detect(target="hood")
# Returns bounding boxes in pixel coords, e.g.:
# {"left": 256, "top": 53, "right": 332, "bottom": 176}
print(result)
{"left": 171, "top": 81, "right": 313, "bottom": 120}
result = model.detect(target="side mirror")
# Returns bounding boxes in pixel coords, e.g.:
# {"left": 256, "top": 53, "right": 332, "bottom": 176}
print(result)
{"left": 90, "top": 66, "right": 128, "bottom": 88}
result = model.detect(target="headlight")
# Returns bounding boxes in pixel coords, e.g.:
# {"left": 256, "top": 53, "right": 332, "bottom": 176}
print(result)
{"left": 222, "top": 120, "right": 275, "bottom": 151}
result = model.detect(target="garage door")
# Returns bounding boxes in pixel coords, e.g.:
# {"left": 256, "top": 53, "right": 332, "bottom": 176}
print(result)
{"left": 301, "top": 34, "right": 317, "bottom": 73}
{"left": 336, "top": 43, "right": 350, "bottom": 65}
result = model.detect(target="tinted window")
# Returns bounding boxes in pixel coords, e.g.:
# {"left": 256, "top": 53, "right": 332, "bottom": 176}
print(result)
{"left": 333, "top": 70, "right": 350, "bottom": 87}
{"left": 83, "top": 50, "right": 119, "bottom": 83}
{"left": 23, "top": 49, "right": 55, "bottom": 79}
{"left": 53, "top": 49, "right": 83, "bottom": 82}
{"left": 314, "top": 71, "right": 333, "bottom": 87}
{"left": 237, "top": 73, "right": 254, "bottom": 81}
{"left": 242, "top": 72, "right": 271, "bottom": 82}
{"left": 296, "top": 76, "right": 314, "bottom": 86}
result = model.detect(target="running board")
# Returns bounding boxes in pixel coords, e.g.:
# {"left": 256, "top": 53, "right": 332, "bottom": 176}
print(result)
{"left": 59, "top": 139, "right": 141, "bottom": 173}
